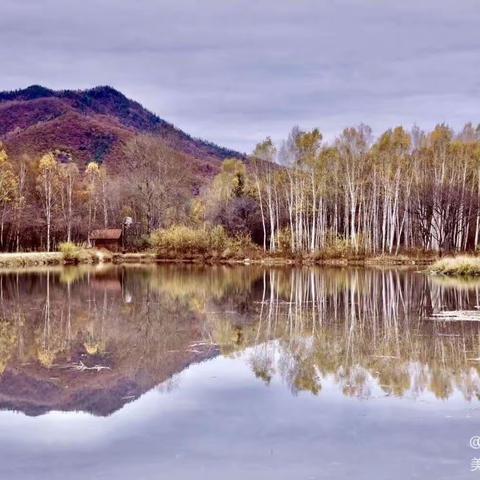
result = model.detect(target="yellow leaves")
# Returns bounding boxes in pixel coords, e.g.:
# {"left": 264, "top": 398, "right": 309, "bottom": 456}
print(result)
{"left": 253, "top": 137, "right": 277, "bottom": 162}
{"left": 37, "top": 151, "right": 82, "bottom": 196}
{"left": 221, "top": 158, "right": 245, "bottom": 176}
{"left": 37, "top": 348, "right": 56, "bottom": 368}
{"left": 150, "top": 224, "right": 230, "bottom": 255}
{"left": 374, "top": 126, "right": 411, "bottom": 157}
{"left": 0, "top": 142, "right": 8, "bottom": 166}
{"left": 0, "top": 145, "right": 18, "bottom": 204}
{"left": 429, "top": 123, "right": 453, "bottom": 150}
{"left": 208, "top": 158, "right": 247, "bottom": 204}
{"left": 0, "top": 320, "right": 17, "bottom": 375}
{"left": 83, "top": 337, "right": 106, "bottom": 356}
{"left": 85, "top": 161, "right": 107, "bottom": 191}
{"left": 37, "top": 152, "right": 62, "bottom": 204}
{"left": 295, "top": 128, "right": 323, "bottom": 161}
{"left": 190, "top": 198, "right": 206, "bottom": 226}
{"left": 86, "top": 161, "right": 106, "bottom": 179}
{"left": 38, "top": 152, "right": 57, "bottom": 172}
{"left": 391, "top": 126, "right": 411, "bottom": 151}
{"left": 86, "top": 161, "right": 100, "bottom": 175}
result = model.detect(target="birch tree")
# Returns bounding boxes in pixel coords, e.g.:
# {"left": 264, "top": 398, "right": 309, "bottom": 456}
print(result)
{"left": 37, "top": 153, "right": 59, "bottom": 251}
{"left": 0, "top": 145, "right": 18, "bottom": 250}
{"left": 59, "top": 162, "right": 79, "bottom": 242}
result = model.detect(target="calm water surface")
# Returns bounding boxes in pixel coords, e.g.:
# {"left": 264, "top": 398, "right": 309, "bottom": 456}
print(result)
{"left": 0, "top": 265, "right": 479, "bottom": 479}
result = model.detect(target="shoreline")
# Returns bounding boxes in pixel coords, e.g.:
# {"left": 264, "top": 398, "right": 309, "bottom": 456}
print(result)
{"left": 0, "top": 250, "right": 438, "bottom": 269}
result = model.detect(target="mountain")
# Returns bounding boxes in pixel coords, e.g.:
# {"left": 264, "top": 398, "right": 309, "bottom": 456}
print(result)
{"left": 0, "top": 85, "right": 243, "bottom": 174}
{"left": 0, "top": 266, "right": 222, "bottom": 417}
{"left": 0, "top": 344, "right": 217, "bottom": 417}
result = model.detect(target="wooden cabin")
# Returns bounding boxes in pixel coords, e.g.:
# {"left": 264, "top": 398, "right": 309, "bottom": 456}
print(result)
{"left": 89, "top": 229, "right": 122, "bottom": 251}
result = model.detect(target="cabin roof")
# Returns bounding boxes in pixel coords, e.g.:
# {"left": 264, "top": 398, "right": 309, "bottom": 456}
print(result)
{"left": 90, "top": 229, "right": 122, "bottom": 240}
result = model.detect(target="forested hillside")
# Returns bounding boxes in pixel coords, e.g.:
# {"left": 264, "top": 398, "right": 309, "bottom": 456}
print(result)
{"left": 0, "top": 85, "right": 242, "bottom": 169}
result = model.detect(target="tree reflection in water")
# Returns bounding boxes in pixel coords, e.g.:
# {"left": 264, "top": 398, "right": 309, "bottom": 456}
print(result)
{"left": 240, "top": 269, "right": 480, "bottom": 400}
{"left": 0, "top": 264, "right": 478, "bottom": 415}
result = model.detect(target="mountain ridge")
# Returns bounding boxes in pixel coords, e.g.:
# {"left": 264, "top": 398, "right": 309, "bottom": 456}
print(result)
{"left": 0, "top": 85, "right": 243, "bottom": 170}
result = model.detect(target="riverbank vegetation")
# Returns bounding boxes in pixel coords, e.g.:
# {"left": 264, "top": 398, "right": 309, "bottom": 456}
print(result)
{"left": 1, "top": 122, "right": 480, "bottom": 259}
{"left": 150, "top": 225, "right": 259, "bottom": 260}
{"left": 430, "top": 255, "right": 480, "bottom": 276}
{"left": 58, "top": 242, "right": 113, "bottom": 264}
{"left": 0, "top": 252, "right": 62, "bottom": 268}
{"left": 0, "top": 247, "right": 113, "bottom": 268}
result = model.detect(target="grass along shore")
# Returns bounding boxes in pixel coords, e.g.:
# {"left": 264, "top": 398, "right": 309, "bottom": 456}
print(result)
{"left": 0, "top": 227, "right": 444, "bottom": 269}
{"left": 429, "top": 256, "right": 480, "bottom": 276}
{"left": 0, "top": 252, "right": 63, "bottom": 268}
{"left": 0, "top": 249, "right": 438, "bottom": 269}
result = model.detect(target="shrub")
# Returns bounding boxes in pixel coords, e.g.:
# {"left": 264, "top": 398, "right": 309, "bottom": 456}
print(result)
{"left": 150, "top": 226, "right": 211, "bottom": 255}
{"left": 230, "top": 233, "right": 255, "bottom": 252}
{"left": 150, "top": 225, "right": 257, "bottom": 258}
{"left": 58, "top": 242, "right": 81, "bottom": 262}
{"left": 209, "top": 225, "right": 229, "bottom": 251}
{"left": 58, "top": 242, "right": 112, "bottom": 264}
{"left": 129, "top": 235, "right": 151, "bottom": 251}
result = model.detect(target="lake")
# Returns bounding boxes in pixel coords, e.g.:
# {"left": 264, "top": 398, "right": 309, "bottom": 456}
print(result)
{"left": 0, "top": 264, "right": 479, "bottom": 479}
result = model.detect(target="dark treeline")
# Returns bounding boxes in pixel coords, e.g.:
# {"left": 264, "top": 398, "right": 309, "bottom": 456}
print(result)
{"left": 1, "top": 122, "right": 480, "bottom": 254}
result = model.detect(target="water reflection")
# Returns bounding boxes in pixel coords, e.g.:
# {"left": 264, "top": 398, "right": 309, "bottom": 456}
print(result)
{"left": 0, "top": 265, "right": 479, "bottom": 416}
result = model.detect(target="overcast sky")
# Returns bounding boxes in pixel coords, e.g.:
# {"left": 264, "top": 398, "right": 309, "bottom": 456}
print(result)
{"left": 1, "top": 0, "right": 479, "bottom": 152}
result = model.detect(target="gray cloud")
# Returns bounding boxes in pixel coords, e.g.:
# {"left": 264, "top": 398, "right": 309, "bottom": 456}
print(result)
{"left": 1, "top": 0, "right": 479, "bottom": 152}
